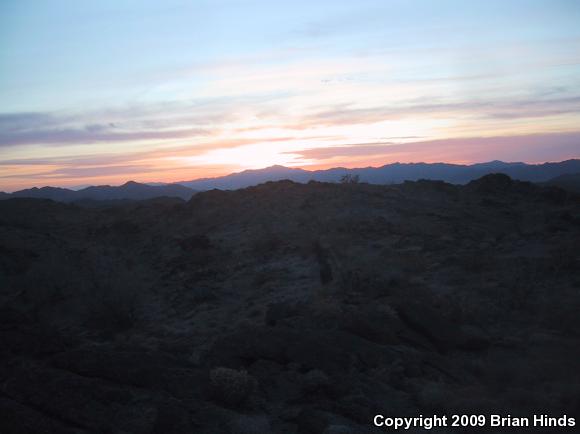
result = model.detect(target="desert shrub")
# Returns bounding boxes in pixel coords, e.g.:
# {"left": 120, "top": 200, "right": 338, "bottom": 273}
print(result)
{"left": 209, "top": 367, "right": 257, "bottom": 408}
{"left": 340, "top": 174, "right": 360, "bottom": 184}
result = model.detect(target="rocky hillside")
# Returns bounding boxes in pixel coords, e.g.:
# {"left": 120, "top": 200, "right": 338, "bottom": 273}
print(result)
{"left": 544, "top": 173, "right": 580, "bottom": 193}
{"left": 1, "top": 175, "right": 579, "bottom": 433}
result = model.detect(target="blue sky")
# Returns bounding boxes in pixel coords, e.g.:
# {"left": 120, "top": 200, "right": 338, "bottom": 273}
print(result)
{"left": 1, "top": 0, "right": 580, "bottom": 190}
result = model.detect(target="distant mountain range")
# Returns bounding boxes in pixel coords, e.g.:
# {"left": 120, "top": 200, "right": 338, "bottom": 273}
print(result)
{"left": 2, "top": 159, "right": 579, "bottom": 201}
{"left": 1, "top": 181, "right": 195, "bottom": 203}
{"left": 178, "top": 159, "right": 580, "bottom": 190}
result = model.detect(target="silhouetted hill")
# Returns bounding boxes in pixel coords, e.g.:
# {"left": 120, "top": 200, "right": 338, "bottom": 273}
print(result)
{"left": 179, "top": 165, "right": 312, "bottom": 190}
{"left": 77, "top": 181, "right": 195, "bottom": 201}
{"left": 9, "top": 186, "right": 79, "bottom": 202}
{"left": 543, "top": 172, "right": 580, "bottom": 193}
{"left": 4, "top": 181, "right": 196, "bottom": 202}
{"left": 179, "top": 159, "right": 580, "bottom": 190}
{"left": 1, "top": 175, "right": 578, "bottom": 433}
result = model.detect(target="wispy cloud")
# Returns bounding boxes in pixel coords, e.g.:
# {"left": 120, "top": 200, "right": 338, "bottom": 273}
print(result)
{"left": 0, "top": 164, "right": 155, "bottom": 180}
{"left": 3, "top": 91, "right": 578, "bottom": 149}
{"left": 0, "top": 125, "right": 209, "bottom": 147}
{"left": 2, "top": 0, "right": 580, "bottom": 190}
{"left": 289, "top": 131, "right": 580, "bottom": 164}
{"left": 289, "top": 96, "right": 580, "bottom": 128}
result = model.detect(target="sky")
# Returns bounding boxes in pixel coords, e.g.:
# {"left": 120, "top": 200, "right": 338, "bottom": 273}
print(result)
{"left": 1, "top": 0, "right": 580, "bottom": 191}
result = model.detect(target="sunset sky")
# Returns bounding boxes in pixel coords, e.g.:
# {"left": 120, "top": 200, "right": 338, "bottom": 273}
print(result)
{"left": 1, "top": 0, "right": 580, "bottom": 191}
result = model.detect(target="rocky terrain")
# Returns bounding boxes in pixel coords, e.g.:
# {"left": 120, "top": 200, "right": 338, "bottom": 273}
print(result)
{"left": 0, "top": 174, "right": 579, "bottom": 433}
{"left": 544, "top": 173, "right": 580, "bottom": 193}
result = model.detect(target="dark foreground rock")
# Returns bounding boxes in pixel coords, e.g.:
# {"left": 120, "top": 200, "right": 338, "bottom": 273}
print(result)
{"left": 1, "top": 177, "right": 579, "bottom": 433}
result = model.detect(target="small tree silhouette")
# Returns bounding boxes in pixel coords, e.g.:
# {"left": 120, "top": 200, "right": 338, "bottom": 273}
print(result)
{"left": 340, "top": 174, "right": 360, "bottom": 184}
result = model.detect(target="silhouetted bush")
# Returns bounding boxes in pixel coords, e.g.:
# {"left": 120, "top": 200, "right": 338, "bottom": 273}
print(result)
{"left": 340, "top": 174, "right": 360, "bottom": 184}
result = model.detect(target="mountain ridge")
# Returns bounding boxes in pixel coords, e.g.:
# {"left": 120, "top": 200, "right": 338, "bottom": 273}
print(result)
{"left": 177, "top": 159, "right": 580, "bottom": 190}
{"left": 2, "top": 159, "right": 579, "bottom": 200}
{"left": 4, "top": 181, "right": 195, "bottom": 202}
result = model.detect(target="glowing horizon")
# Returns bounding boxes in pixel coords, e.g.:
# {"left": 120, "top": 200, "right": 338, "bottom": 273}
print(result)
{"left": 1, "top": 0, "right": 580, "bottom": 191}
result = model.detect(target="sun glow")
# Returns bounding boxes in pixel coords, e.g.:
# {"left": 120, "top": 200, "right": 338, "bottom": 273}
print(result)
{"left": 177, "top": 142, "right": 306, "bottom": 169}
{"left": 1, "top": 1, "right": 579, "bottom": 190}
